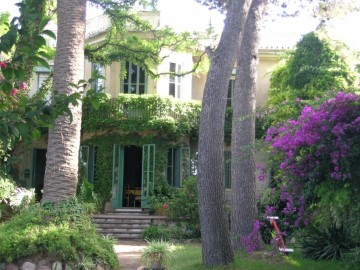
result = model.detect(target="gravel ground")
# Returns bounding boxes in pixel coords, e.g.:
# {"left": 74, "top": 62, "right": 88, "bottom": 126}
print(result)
{"left": 114, "top": 240, "right": 147, "bottom": 270}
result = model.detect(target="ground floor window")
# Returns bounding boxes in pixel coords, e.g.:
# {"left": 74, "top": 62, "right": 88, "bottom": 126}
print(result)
{"left": 80, "top": 145, "right": 96, "bottom": 183}
{"left": 167, "top": 147, "right": 190, "bottom": 187}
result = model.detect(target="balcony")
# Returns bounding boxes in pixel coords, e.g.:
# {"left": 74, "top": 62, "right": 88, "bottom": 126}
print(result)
{"left": 82, "top": 94, "right": 201, "bottom": 135}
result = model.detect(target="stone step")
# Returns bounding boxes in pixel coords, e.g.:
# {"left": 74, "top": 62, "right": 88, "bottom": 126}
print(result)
{"left": 93, "top": 214, "right": 160, "bottom": 219}
{"left": 97, "top": 227, "right": 144, "bottom": 234}
{"left": 108, "top": 208, "right": 151, "bottom": 215}
{"left": 93, "top": 219, "right": 152, "bottom": 225}
{"left": 92, "top": 210, "right": 167, "bottom": 240}
{"left": 99, "top": 232, "right": 144, "bottom": 239}
{"left": 94, "top": 223, "right": 150, "bottom": 229}
{"left": 92, "top": 217, "right": 153, "bottom": 224}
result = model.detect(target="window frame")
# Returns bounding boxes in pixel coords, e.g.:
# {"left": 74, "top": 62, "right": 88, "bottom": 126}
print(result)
{"left": 91, "top": 63, "right": 105, "bottom": 93}
{"left": 121, "top": 61, "right": 147, "bottom": 95}
{"left": 166, "top": 147, "right": 190, "bottom": 188}
{"left": 169, "top": 62, "right": 182, "bottom": 98}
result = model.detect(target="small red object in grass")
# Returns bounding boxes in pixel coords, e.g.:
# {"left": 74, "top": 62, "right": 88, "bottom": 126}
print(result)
{"left": 267, "top": 216, "right": 294, "bottom": 253}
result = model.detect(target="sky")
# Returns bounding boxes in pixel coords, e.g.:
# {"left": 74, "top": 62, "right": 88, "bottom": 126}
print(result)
{"left": 1, "top": 0, "right": 359, "bottom": 51}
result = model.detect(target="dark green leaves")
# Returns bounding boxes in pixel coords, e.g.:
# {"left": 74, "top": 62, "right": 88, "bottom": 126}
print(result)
{"left": 33, "top": 56, "right": 50, "bottom": 69}
{"left": 41, "top": 30, "right": 56, "bottom": 40}
{"left": 0, "top": 24, "right": 18, "bottom": 54}
{"left": 1, "top": 66, "right": 14, "bottom": 81}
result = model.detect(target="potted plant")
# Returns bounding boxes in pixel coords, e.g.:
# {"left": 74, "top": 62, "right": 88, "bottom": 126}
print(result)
{"left": 140, "top": 240, "right": 173, "bottom": 270}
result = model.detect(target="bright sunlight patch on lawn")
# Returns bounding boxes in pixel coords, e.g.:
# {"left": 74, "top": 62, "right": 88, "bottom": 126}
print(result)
{"left": 169, "top": 244, "right": 343, "bottom": 270}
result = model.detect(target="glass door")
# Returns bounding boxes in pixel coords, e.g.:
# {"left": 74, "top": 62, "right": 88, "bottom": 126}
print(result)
{"left": 112, "top": 144, "right": 124, "bottom": 208}
{"left": 141, "top": 144, "right": 155, "bottom": 208}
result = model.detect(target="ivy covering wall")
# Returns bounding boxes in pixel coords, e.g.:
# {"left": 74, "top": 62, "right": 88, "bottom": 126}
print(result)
{"left": 82, "top": 132, "right": 186, "bottom": 204}
{"left": 82, "top": 94, "right": 201, "bottom": 138}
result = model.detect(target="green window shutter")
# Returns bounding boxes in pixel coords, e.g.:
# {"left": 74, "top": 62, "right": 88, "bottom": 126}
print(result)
{"left": 80, "top": 146, "right": 89, "bottom": 181}
{"left": 169, "top": 147, "right": 190, "bottom": 188}
{"left": 142, "top": 144, "right": 155, "bottom": 208}
{"left": 88, "top": 146, "right": 95, "bottom": 183}
{"left": 174, "top": 148, "right": 181, "bottom": 187}
{"left": 180, "top": 147, "right": 190, "bottom": 186}
{"left": 112, "top": 145, "right": 124, "bottom": 208}
{"left": 80, "top": 146, "right": 95, "bottom": 183}
{"left": 225, "top": 151, "right": 231, "bottom": 188}
{"left": 166, "top": 148, "right": 175, "bottom": 186}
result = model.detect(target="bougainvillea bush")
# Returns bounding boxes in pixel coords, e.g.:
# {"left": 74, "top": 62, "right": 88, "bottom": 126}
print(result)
{"left": 263, "top": 92, "right": 360, "bottom": 256}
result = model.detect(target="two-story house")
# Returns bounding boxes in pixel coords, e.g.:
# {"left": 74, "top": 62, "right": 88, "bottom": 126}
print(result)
{"left": 16, "top": 11, "right": 284, "bottom": 210}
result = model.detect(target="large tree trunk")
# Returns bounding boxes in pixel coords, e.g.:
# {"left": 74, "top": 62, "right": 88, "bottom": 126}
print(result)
{"left": 231, "top": 0, "right": 268, "bottom": 251}
{"left": 197, "top": 0, "right": 251, "bottom": 266}
{"left": 42, "top": 0, "right": 86, "bottom": 203}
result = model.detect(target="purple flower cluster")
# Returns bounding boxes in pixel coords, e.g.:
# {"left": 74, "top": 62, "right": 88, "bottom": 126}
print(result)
{"left": 266, "top": 92, "right": 360, "bottom": 181}
{"left": 262, "top": 92, "right": 360, "bottom": 230}
{"left": 241, "top": 220, "right": 264, "bottom": 254}
{"left": 256, "top": 163, "right": 268, "bottom": 182}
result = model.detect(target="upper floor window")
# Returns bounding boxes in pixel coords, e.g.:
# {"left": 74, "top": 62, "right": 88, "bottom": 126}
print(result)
{"left": 91, "top": 63, "right": 105, "bottom": 92}
{"left": 169, "top": 62, "right": 182, "bottom": 98}
{"left": 227, "top": 79, "right": 235, "bottom": 107}
{"left": 35, "top": 66, "right": 53, "bottom": 91}
{"left": 37, "top": 72, "right": 50, "bottom": 90}
{"left": 122, "top": 62, "right": 146, "bottom": 94}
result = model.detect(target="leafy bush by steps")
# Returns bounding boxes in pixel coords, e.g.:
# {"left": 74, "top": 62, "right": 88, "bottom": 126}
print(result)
{"left": 0, "top": 172, "right": 35, "bottom": 221}
{"left": 0, "top": 199, "right": 119, "bottom": 269}
{"left": 143, "top": 224, "right": 195, "bottom": 241}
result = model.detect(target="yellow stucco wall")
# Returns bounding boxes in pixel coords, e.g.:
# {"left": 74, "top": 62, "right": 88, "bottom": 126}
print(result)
{"left": 191, "top": 52, "right": 281, "bottom": 107}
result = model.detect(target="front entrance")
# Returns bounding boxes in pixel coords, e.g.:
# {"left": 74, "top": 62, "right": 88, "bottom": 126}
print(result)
{"left": 32, "top": 148, "right": 47, "bottom": 202}
{"left": 111, "top": 144, "right": 155, "bottom": 208}
{"left": 123, "top": 146, "right": 142, "bottom": 207}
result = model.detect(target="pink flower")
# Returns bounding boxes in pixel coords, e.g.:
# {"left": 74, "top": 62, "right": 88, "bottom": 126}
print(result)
{"left": 162, "top": 203, "right": 168, "bottom": 209}
{"left": 11, "top": 88, "right": 18, "bottom": 96}
{"left": 20, "top": 82, "right": 27, "bottom": 90}
{"left": 0, "top": 62, "right": 7, "bottom": 68}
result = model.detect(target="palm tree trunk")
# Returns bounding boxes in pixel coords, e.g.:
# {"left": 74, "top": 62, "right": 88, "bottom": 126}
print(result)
{"left": 42, "top": 0, "right": 86, "bottom": 203}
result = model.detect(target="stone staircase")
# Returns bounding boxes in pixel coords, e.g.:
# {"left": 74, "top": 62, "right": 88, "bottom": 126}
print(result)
{"left": 92, "top": 208, "right": 166, "bottom": 240}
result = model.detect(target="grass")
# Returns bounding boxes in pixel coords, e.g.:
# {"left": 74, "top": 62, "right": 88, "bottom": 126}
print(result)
{"left": 168, "top": 244, "right": 343, "bottom": 270}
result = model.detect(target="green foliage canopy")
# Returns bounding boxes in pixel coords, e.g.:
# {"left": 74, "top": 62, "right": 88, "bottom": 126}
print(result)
{"left": 86, "top": 0, "right": 211, "bottom": 78}
{"left": 256, "top": 32, "right": 358, "bottom": 136}
{"left": 268, "top": 32, "right": 355, "bottom": 106}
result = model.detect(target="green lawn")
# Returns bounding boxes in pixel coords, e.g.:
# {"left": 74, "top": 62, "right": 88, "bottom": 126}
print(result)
{"left": 168, "top": 244, "right": 342, "bottom": 270}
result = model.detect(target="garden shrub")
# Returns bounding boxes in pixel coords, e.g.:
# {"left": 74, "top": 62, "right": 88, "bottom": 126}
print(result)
{"left": 0, "top": 199, "right": 119, "bottom": 269}
{"left": 148, "top": 180, "right": 174, "bottom": 214}
{"left": 268, "top": 32, "right": 354, "bottom": 103}
{"left": 301, "top": 225, "right": 354, "bottom": 261}
{"left": 261, "top": 31, "right": 357, "bottom": 131}
{"left": 143, "top": 224, "right": 195, "bottom": 241}
{"left": 143, "top": 224, "right": 171, "bottom": 241}
{"left": 343, "top": 247, "right": 360, "bottom": 270}
{"left": 147, "top": 177, "right": 200, "bottom": 239}
{"left": 0, "top": 171, "right": 35, "bottom": 222}
{"left": 265, "top": 92, "right": 360, "bottom": 259}
{"left": 167, "top": 176, "right": 200, "bottom": 238}
{"left": 77, "top": 178, "right": 101, "bottom": 212}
